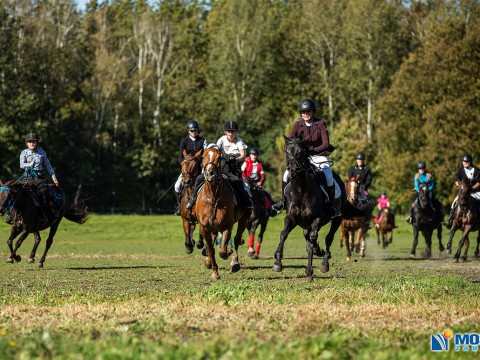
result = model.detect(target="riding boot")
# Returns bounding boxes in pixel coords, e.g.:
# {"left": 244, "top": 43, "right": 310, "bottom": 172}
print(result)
{"left": 442, "top": 206, "right": 455, "bottom": 229}
{"left": 186, "top": 193, "right": 197, "bottom": 210}
{"left": 327, "top": 185, "right": 341, "bottom": 218}
{"left": 272, "top": 180, "right": 287, "bottom": 213}
{"left": 174, "top": 191, "right": 182, "bottom": 215}
{"left": 186, "top": 176, "right": 203, "bottom": 210}
{"left": 241, "top": 182, "right": 254, "bottom": 209}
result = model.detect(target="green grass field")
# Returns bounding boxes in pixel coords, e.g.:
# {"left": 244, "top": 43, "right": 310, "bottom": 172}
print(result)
{"left": 0, "top": 214, "right": 479, "bottom": 359}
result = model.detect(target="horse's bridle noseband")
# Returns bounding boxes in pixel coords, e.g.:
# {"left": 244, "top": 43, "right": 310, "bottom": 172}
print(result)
{"left": 285, "top": 143, "right": 309, "bottom": 176}
{"left": 182, "top": 158, "right": 200, "bottom": 186}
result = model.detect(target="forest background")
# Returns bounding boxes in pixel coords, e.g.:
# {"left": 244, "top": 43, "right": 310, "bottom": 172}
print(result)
{"left": 0, "top": 0, "right": 479, "bottom": 214}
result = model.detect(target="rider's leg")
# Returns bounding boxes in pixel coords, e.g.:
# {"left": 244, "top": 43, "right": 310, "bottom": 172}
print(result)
{"left": 443, "top": 197, "right": 457, "bottom": 229}
{"left": 186, "top": 174, "right": 204, "bottom": 209}
{"left": 322, "top": 166, "right": 341, "bottom": 218}
{"left": 272, "top": 170, "right": 289, "bottom": 213}
{"left": 174, "top": 174, "right": 183, "bottom": 215}
{"left": 234, "top": 180, "right": 253, "bottom": 209}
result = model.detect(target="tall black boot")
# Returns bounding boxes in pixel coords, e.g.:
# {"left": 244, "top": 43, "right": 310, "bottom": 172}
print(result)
{"left": 327, "top": 185, "right": 341, "bottom": 218}
{"left": 272, "top": 180, "right": 287, "bottom": 213}
{"left": 443, "top": 207, "right": 455, "bottom": 229}
{"left": 174, "top": 191, "right": 182, "bottom": 215}
{"left": 238, "top": 182, "right": 253, "bottom": 209}
{"left": 186, "top": 175, "right": 203, "bottom": 210}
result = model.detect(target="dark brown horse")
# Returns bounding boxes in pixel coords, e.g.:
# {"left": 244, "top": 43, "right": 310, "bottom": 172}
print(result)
{"left": 243, "top": 177, "right": 270, "bottom": 259}
{"left": 180, "top": 149, "right": 204, "bottom": 254}
{"left": 376, "top": 207, "right": 393, "bottom": 249}
{"left": 0, "top": 179, "right": 88, "bottom": 268}
{"left": 446, "top": 179, "right": 480, "bottom": 262}
{"left": 194, "top": 147, "right": 250, "bottom": 280}
{"left": 409, "top": 183, "right": 445, "bottom": 258}
{"left": 340, "top": 175, "right": 368, "bottom": 261}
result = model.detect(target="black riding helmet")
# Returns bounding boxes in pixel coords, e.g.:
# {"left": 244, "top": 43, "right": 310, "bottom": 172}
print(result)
{"left": 417, "top": 161, "right": 426, "bottom": 169}
{"left": 186, "top": 119, "right": 200, "bottom": 131}
{"left": 25, "top": 133, "right": 38, "bottom": 142}
{"left": 462, "top": 154, "right": 473, "bottom": 163}
{"left": 224, "top": 120, "right": 239, "bottom": 131}
{"left": 298, "top": 98, "right": 317, "bottom": 114}
{"left": 249, "top": 147, "right": 259, "bottom": 156}
{"left": 381, "top": 191, "right": 387, "bottom": 196}
{"left": 355, "top": 152, "right": 366, "bottom": 161}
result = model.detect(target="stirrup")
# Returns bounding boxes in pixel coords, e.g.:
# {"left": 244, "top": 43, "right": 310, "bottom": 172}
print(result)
{"left": 174, "top": 206, "right": 181, "bottom": 216}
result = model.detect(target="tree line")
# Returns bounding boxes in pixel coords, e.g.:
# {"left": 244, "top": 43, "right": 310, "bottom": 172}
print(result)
{"left": 0, "top": 0, "right": 479, "bottom": 213}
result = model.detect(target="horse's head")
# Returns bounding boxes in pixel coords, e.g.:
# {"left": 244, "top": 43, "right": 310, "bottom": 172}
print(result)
{"left": 345, "top": 175, "right": 361, "bottom": 205}
{"left": 457, "top": 179, "right": 471, "bottom": 206}
{"left": 202, "top": 147, "right": 222, "bottom": 183}
{"left": 283, "top": 134, "right": 308, "bottom": 178}
{"left": 417, "top": 183, "right": 430, "bottom": 209}
{"left": 181, "top": 149, "right": 202, "bottom": 187}
{"left": 243, "top": 177, "right": 256, "bottom": 190}
{"left": 0, "top": 181, "right": 14, "bottom": 215}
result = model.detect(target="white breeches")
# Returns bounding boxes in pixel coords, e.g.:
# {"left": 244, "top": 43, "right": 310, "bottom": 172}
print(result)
{"left": 174, "top": 174, "right": 183, "bottom": 193}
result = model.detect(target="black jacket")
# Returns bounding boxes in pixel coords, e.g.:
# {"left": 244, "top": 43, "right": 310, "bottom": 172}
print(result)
{"left": 347, "top": 165, "right": 372, "bottom": 190}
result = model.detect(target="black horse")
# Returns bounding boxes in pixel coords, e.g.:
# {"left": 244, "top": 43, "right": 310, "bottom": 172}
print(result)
{"left": 272, "top": 134, "right": 374, "bottom": 281}
{"left": 244, "top": 177, "right": 270, "bottom": 259}
{"left": 0, "top": 179, "right": 88, "bottom": 268}
{"left": 409, "top": 183, "right": 445, "bottom": 258}
{"left": 446, "top": 179, "right": 480, "bottom": 262}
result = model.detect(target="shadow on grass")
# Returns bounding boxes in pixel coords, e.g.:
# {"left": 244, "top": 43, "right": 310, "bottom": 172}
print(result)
{"left": 67, "top": 265, "right": 161, "bottom": 270}
{"left": 382, "top": 256, "right": 449, "bottom": 261}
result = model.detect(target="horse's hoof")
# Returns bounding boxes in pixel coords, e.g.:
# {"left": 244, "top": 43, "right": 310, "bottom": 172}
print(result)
{"left": 462, "top": 256, "right": 467, "bottom": 262}
{"left": 227, "top": 248, "right": 233, "bottom": 257}
{"left": 6, "top": 258, "right": 13, "bottom": 264}
{"left": 247, "top": 248, "right": 255, "bottom": 258}
{"left": 306, "top": 276, "right": 313, "bottom": 282}
{"left": 422, "top": 252, "right": 431, "bottom": 259}
{"left": 439, "top": 246, "right": 445, "bottom": 252}
{"left": 37, "top": 263, "right": 44, "bottom": 269}
{"left": 253, "top": 254, "right": 259, "bottom": 260}
{"left": 272, "top": 263, "right": 283, "bottom": 272}
{"left": 230, "top": 263, "right": 240, "bottom": 273}
{"left": 196, "top": 241, "right": 204, "bottom": 249}
{"left": 201, "top": 248, "right": 208, "bottom": 257}
{"left": 454, "top": 257, "right": 459, "bottom": 263}
{"left": 185, "top": 246, "right": 194, "bottom": 255}
{"left": 446, "top": 249, "right": 451, "bottom": 255}
{"left": 211, "top": 273, "right": 221, "bottom": 281}
{"left": 14, "top": 255, "right": 21, "bottom": 262}
{"left": 410, "top": 254, "right": 416, "bottom": 258}
{"left": 239, "top": 238, "right": 245, "bottom": 245}
{"left": 319, "top": 262, "right": 329, "bottom": 273}
{"left": 346, "top": 257, "right": 350, "bottom": 262}
{"left": 28, "top": 257, "right": 35, "bottom": 263}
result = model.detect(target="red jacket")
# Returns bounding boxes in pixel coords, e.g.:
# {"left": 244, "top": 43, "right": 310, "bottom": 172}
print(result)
{"left": 242, "top": 158, "right": 265, "bottom": 185}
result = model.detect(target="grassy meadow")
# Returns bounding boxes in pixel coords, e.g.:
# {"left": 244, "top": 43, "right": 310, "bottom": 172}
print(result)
{"left": 0, "top": 214, "right": 479, "bottom": 359}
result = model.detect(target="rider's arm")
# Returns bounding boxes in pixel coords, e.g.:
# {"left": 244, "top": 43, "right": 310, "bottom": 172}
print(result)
{"left": 311, "top": 121, "right": 330, "bottom": 153}
{"left": 19, "top": 150, "right": 31, "bottom": 169}
{"left": 414, "top": 176, "right": 420, "bottom": 192}
{"left": 178, "top": 138, "right": 187, "bottom": 164}
{"left": 237, "top": 148, "right": 246, "bottom": 163}
{"left": 364, "top": 168, "right": 372, "bottom": 190}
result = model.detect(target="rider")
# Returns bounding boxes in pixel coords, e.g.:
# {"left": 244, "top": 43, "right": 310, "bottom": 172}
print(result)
{"left": 5, "top": 133, "right": 59, "bottom": 224}
{"left": 174, "top": 120, "right": 207, "bottom": 215}
{"left": 241, "top": 147, "right": 276, "bottom": 216}
{"left": 374, "top": 191, "right": 397, "bottom": 228}
{"left": 443, "top": 154, "right": 480, "bottom": 229}
{"left": 186, "top": 120, "right": 253, "bottom": 210}
{"left": 347, "top": 152, "right": 372, "bottom": 206}
{"left": 405, "top": 161, "right": 437, "bottom": 224}
{"left": 271, "top": 98, "right": 341, "bottom": 218}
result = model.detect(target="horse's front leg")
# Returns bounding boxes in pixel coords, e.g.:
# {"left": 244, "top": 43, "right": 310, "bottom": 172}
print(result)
{"left": 446, "top": 225, "right": 459, "bottom": 254}
{"left": 305, "top": 240, "right": 314, "bottom": 281}
{"left": 346, "top": 231, "right": 353, "bottom": 261}
{"left": 436, "top": 224, "right": 445, "bottom": 252}
{"left": 421, "top": 229, "right": 432, "bottom": 258}
{"left": 355, "top": 228, "right": 362, "bottom": 253}
{"left": 219, "top": 229, "right": 232, "bottom": 260}
{"left": 272, "top": 216, "right": 296, "bottom": 273}
{"left": 183, "top": 219, "right": 194, "bottom": 254}
{"left": 325, "top": 217, "right": 341, "bottom": 257}
{"left": 6, "top": 227, "right": 23, "bottom": 263}
{"left": 7, "top": 229, "right": 30, "bottom": 263}
{"left": 253, "top": 219, "right": 268, "bottom": 259}
{"left": 454, "top": 226, "right": 472, "bottom": 262}
{"left": 231, "top": 214, "right": 249, "bottom": 273}
{"left": 247, "top": 218, "right": 260, "bottom": 258}
{"left": 202, "top": 227, "right": 219, "bottom": 280}
{"left": 410, "top": 226, "right": 420, "bottom": 257}
{"left": 462, "top": 235, "right": 470, "bottom": 261}
{"left": 28, "top": 232, "right": 42, "bottom": 263}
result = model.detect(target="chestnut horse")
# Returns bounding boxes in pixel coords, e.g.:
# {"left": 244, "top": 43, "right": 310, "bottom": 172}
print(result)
{"left": 180, "top": 149, "right": 204, "bottom": 254}
{"left": 0, "top": 180, "right": 88, "bottom": 268}
{"left": 445, "top": 179, "right": 480, "bottom": 262}
{"left": 194, "top": 147, "right": 250, "bottom": 280}
{"left": 376, "top": 207, "right": 393, "bottom": 249}
{"left": 244, "top": 177, "right": 270, "bottom": 259}
{"left": 340, "top": 175, "right": 369, "bottom": 260}
{"left": 409, "top": 183, "right": 445, "bottom": 258}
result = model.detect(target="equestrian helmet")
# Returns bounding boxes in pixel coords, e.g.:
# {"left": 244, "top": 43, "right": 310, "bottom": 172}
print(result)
{"left": 223, "top": 120, "right": 239, "bottom": 131}
{"left": 462, "top": 153, "right": 473, "bottom": 163}
{"left": 185, "top": 119, "right": 200, "bottom": 131}
{"left": 417, "top": 161, "right": 426, "bottom": 169}
{"left": 249, "top": 147, "right": 259, "bottom": 156}
{"left": 381, "top": 191, "right": 387, "bottom": 196}
{"left": 298, "top": 98, "right": 317, "bottom": 114}
{"left": 355, "top": 152, "right": 366, "bottom": 160}
{"left": 25, "top": 133, "right": 38, "bottom": 142}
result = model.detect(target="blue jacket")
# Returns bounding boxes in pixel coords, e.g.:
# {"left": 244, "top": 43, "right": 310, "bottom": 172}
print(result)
{"left": 414, "top": 172, "right": 434, "bottom": 192}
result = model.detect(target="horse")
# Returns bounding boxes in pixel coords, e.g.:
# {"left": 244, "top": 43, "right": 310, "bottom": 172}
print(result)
{"left": 179, "top": 149, "right": 204, "bottom": 254}
{"left": 0, "top": 179, "right": 88, "bottom": 268}
{"left": 272, "top": 134, "right": 374, "bottom": 281}
{"left": 243, "top": 177, "right": 270, "bottom": 259}
{"left": 194, "top": 147, "right": 250, "bottom": 280}
{"left": 446, "top": 179, "right": 480, "bottom": 262}
{"left": 409, "top": 183, "right": 445, "bottom": 258}
{"left": 376, "top": 207, "right": 393, "bottom": 249}
{"left": 340, "top": 175, "right": 369, "bottom": 261}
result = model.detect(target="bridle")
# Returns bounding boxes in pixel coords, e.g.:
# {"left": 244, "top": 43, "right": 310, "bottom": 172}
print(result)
{"left": 346, "top": 179, "right": 359, "bottom": 205}
{"left": 181, "top": 157, "right": 201, "bottom": 187}
{"left": 418, "top": 183, "right": 430, "bottom": 209}
{"left": 458, "top": 181, "right": 471, "bottom": 207}
{"left": 285, "top": 141, "right": 309, "bottom": 177}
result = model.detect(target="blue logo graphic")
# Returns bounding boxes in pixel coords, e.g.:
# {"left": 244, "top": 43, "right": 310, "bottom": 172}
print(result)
{"left": 431, "top": 333, "right": 450, "bottom": 351}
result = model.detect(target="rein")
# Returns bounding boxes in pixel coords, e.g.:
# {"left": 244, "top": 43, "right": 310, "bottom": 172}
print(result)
{"left": 1, "top": 169, "right": 36, "bottom": 213}
{"left": 202, "top": 160, "right": 223, "bottom": 224}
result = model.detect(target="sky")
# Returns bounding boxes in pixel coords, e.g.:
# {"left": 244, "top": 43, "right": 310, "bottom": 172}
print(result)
{"left": 75, "top": 0, "right": 88, "bottom": 11}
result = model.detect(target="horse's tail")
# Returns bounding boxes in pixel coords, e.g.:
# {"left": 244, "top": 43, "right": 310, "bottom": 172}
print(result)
{"left": 342, "top": 200, "right": 375, "bottom": 220}
{"left": 64, "top": 200, "right": 89, "bottom": 224}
